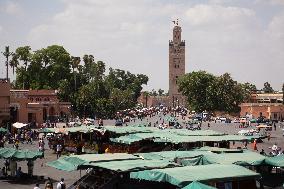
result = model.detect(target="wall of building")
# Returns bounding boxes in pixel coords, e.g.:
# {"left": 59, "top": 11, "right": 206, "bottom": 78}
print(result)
{"left": 240, "top": 103, "right": 284, "bottom": 120}
{"left": 169, "top": 25, "right": 186, "bottom": 105}
{"left": 0, "top": 79, "right": 10, "bottom": 126}
{"left": 10, "top": 89, "right": 71, "bottom": 125}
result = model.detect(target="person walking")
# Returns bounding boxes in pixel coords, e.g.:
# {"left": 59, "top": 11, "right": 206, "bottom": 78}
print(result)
{"left": 56, "top": 143, "right": 62, "bottom": 159}
{"left": 45, "top": 177, "right": 53, "bottom": 189}
{"left": 57, "top": 178, "right": 66, "bottom": 189}
{"left": 34, "top": 183, "right": 41, "bottom": 189}
{"left": 253, "top": 139, "right": 258, "bottom": 151}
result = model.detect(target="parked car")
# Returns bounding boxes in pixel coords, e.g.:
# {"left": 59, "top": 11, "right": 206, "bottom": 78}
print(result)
{"left": 115, "top": 119, "right": 123, "bottom": 126}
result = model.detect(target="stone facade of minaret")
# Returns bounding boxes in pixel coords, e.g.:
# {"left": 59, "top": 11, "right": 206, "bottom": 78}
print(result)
{"left": 169, "top": 24, "right": 186, "bottom": 106}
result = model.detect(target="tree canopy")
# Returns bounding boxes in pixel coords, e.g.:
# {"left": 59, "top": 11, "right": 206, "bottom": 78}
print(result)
{"left": 262, "top": 82, "right": 274, "bottom": 93}
{"left": 11, "top": 45, "right": 148, "bottom": 118}
{"left": 178, "top": 71, "right": 256, "bottom": 113}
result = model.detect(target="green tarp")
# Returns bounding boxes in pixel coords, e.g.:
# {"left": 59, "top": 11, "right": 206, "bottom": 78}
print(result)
{"left": 0, "top": 127, "right": 8, "bottom": 132}
{"left": 80, "top": 159, "right": 177, "bottom": 172}
{"left": 105, "top": 126, "right": 154, "bottom": 134}
{"left": 130, "top": 164, "right": 260, "bottom": 187}
{"left": 136, "top": 151, "right": 213, "bottom": 161}
{"left": 195, "top": 146, "right": 243, "bottom": 153}
{"left": 201, "top": 150, "right": 266, "bottom": 166}
{"left": 265, "top": 155, "right": 284, "bottom": 167}
{"left": 47, "top": 153, "right": 140, "bottom": 171}
{"left": 0, "top": 148, "right": 43, "bottom": 161}
{"left": 47, "top": 156, "right": 86, "bottom": 171}
{"left": 170, "top": 129, "right": 224, "bottom": 136}
{"left": 165, "top": 116, "right": 177, "bottom": 122}
{"left": 182, "top": 181, "right": 217, "bottom": 189}
{"left": 38, "top": 128, "right": 55, "bottom": 133}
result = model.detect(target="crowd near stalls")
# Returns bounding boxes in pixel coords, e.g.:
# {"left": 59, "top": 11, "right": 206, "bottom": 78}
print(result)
{"left": 2, "top": 104, "right": 284, "bottom": 188}
{"left": 0, "top": 122, "right": 39, "bottom": 150}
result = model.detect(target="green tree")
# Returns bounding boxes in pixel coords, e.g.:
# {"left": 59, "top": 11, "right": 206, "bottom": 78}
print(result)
{"left": 158, "top": 89, "right": 164, "bottom": 96}
{"left": 9, "top": 53, "right": 19, "bottom": 75}
{"left": 263, "top": 82, "right": 274, "bottom": 93}
{"left": 178, "top": 71, "right": 252, "bottom": 113}
{"left": 15, "top": 46, "right": 32, "bottom": 89}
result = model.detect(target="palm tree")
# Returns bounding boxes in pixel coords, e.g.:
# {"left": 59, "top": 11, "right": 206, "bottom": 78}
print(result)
{"left": 9, "top": 53, "right": 19, "bottom": 75}
{"left": 71, "top": 56, "right": 80, "bottom": 91}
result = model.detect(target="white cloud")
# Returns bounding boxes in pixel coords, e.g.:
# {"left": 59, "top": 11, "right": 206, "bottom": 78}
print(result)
{"left": 25, "top": 1, "right": 284, "bottom": 90}
{"left": 1, "top": 1, "right": 22, "bottom": 15}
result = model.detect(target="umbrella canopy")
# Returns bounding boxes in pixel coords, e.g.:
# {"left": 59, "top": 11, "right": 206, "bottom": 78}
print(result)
{"left": 0, "top": 128, "right": 8, "bottom": 133}
{"left": 0, "top": 148, "right": 44, "bottom": 161}
{"left": 182, "top": 181, "right": 217, "bottom": 189}
{"left": 12, "top": 122, "right": 28, "bottom": 129}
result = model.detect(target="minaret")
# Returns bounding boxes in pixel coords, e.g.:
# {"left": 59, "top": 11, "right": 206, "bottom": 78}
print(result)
{"left": 169, "top": 20, "right": 185, "bottom": 107}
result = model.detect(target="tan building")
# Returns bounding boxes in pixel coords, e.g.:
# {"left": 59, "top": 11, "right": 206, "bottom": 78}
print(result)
{"left": 0, "top": 79, "right": 71, "bottom": 126}
{"left": 240, "top": 92, "right": 284, "bottom": 121}
{"left": 169, "top": 23, "right": 186, "bottom": 106}
{"left": 10, "top": 89, "right": 71, "bottom": 125}
{"left": 0, "top": 79, "right": 11, "bottom": 126}
{"left": 137, "top": 92, "right": 170, "bottom": 107}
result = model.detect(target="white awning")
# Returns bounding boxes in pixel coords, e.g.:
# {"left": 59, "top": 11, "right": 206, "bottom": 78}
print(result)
{"left": 12, "top": 122, "right": 28, "bottom": 129}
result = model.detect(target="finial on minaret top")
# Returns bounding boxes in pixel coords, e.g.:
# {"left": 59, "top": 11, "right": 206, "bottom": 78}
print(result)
{"left": 172, "top": 18, "right": 179, "bottom": 26}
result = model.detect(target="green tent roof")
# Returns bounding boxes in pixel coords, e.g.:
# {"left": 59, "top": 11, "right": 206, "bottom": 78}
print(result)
{"left": 130, "top": 164, "right": 260, "bottom": 187}
{"left": 195, "top": 146, "right": 243, "bottom": 153}
{"left": 170, "top": 129, "right": 225, "bottom": 136}
{"left": 165, "top": 116, "right": 177, "bottom": 122}
{"left": 80, "top": 159, "right": 177, "bottom": 172}
{"left": 136, "top": 151, "right": 213, "bottom": 161}
{"left": 182, "top": 181, "right": 217, "bottom": 189}
{"left": 38, "top": 128, "right": 55, "bottom": 133}
{"left": 105, "top": 126, "right": 154, "bottom": 134}
{"left": 0, "top": 127, "right": 8, "bottom": 133}
{"left": 0, "top": 148, "right": 43, "bottom": 161}
{"left": 265, "top": 155, "right": 284, "bottom": 167}
{"left": 47, "top": 153, "right": 140, "bottom": 171}
{"left": 201, "top": 150, "right": 266, "bottom": 166}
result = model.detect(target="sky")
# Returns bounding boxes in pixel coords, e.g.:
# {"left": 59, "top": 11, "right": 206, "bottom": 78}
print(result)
{"left": 0, "top": 0, "right": 283, "bottom": 91}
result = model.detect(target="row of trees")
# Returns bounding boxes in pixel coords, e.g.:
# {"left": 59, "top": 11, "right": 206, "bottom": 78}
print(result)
{"left": 177, "top": 71, "right": 257, "bottom": 113}
{"left": 9, "top": 45, "right": 148, "bottom": 118}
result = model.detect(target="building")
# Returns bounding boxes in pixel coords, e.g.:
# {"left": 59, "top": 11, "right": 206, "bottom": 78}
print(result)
{"left": 0, "top": 79, "right": 71, "bottom": 126}
{"left": 168, "top": 22, "right": 186, "bottom": 106}
{"left": 10, "top": 89, "right": 71, "bottom": 125}
{"left": 0, "top": 79, "right": 11, "bottom": 126}
{"left": 240, "top": 92, "right": 284, "bottom": 121}
{"left": 137, "top": 92, "right": 170, "bottom": 107}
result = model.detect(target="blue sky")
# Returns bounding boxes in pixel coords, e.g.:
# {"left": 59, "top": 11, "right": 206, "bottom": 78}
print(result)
{"left": 0, "top": 0, "right": 283, "bottom": 91}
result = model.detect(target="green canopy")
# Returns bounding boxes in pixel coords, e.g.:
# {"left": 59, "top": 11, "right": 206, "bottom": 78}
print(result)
{"left": 80, "top": 159, "right": 177, "bottom": 172}
{"left": 201, "top": 150, "right": 266, "bottom": 166}
{"left": 38, "top": 128, "right": 55, "bottom": 133}
{"left": 165, "top": 116, "right": 177, "bottom": 122}
{"left": 47, "top": 156, "right": 87, "bottom": 171}
{"left": 105, "top": 126, "right": 153, "bottom": 134}
{"left": 182, "top": 181, "right": 217, "bottom": 189}
{"left": 265, "top": 155, "right": 284, "bottom": 167}
{"left": 0, "top": 148, "right": 43, "bottom": 161}
{"left": 136, "top": 151, "right": 212, "bottom": 161}
{"left": 47, "top": 153, "right": 140, "bottom": 171}
{"left": 130, "top": 164, "right": 260, "bottom": 187}
{"left": 195, "top": 146, "right": 243, "bottom": 153}
{"left": 0, "top": 127, "right": 8, "bottom": 133}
